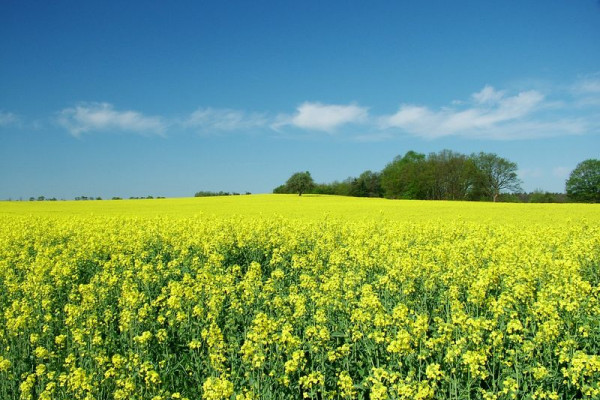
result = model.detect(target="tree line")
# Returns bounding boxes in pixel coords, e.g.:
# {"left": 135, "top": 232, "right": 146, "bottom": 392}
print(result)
{"left": 12, "top": 195, "right": 167, "bottom": 201}
{"left": 194, "top": 191, "right": 252, "bottom": 197}
{"left": 274, "top": 150, "right": 600, "bottom": 203}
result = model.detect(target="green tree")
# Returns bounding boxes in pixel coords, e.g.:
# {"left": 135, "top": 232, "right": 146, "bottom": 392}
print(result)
{"left": 566, "top": 159, "right": 600, "bottom": 202}
{"left": 424, "top": 150, "right": 477, "bottom": 200}
{"left": 381, "top": 151, "right": 427, "bottom": 199}
{"left": 312, "top": 180, "right": 352, "bottom": 196}
{"left": 471, "top": 152, "right": 522, "bottom": 202}
{"left": 349, "top": 170, "right": 383, "bottom": 197}
{"left": 272, "top": 184, "right": 289, "bottom": 194}
{"left": 285, "top": 171, "right": 315, "bottom": 196}
{"left": 529, "top": 189, "right": 558, "bottom": 203}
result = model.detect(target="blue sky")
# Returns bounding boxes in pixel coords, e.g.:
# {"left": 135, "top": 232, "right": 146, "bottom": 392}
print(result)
{"left": 1, "top": 1, "right": 599, "bottom": 199}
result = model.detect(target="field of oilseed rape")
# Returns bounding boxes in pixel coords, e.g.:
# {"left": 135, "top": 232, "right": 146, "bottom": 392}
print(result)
{"left": 1, "top": 195, "right": 599, "bottom": 400}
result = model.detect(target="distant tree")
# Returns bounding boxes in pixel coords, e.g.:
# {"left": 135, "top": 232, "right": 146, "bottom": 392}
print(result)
{"left": 311, "top": 179, "right": 352, "bottom": 196}
{"left": 381, "top": 151, "right": 427, "bottom": 199}
{"left": 285, "top": 171, "right": 315, "bottom": 196}
{"left": 424, "top": 150, "right": 476, "bottom": 200}
{"left": 332, "top": 179, "right": 353, "bottom": 196}
{"left": 311, "top": 183, "right": 333, "bottom": 195}
{"left": 496, "top": 193, "right": 523, "bottom": 203}
{"left": 566, "top": 159, "right": 600, "bottom": 202}
{"left": 471, "top": 152, "right": 522, "bottom": 202}
{"left": 195, "top": 191, "right": 238, "bottom": 197}
{"left": 272, "top": 185, "right": 290, "bottom": 194}
{"left": 529, "top": 189, "right": 558, "bottom": 203}
{"left": 349, "top": 170, "right": 383, "bottom": 197}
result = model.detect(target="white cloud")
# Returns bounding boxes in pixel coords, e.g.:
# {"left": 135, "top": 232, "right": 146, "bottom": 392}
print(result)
{"left": 0, "top": 111, "right": 18, "bottom": 127}
{"left": 185, "top": 107, "right": 268, "bottom": 132}
{"left": 578, "top": 80, "right": 600, "bottom": 93}
{"left": 278, "top": 102, "right": 368, "bottom": 132}
{"left": 444, "top": 117, "right": 588, "bottom": 140}
{"left": 47, "top": 75, "right": 600, "bottom": 141}
{"left": 379, "top": 86, "right": 565, "bottom": 140}
{"left": 58, "top": 103, "right": 166, "bottom": 137}
{"left": 573, "top": 76, "right": 600, "bottom": 94}
{"left": 571, "top": 75, "right": 600, "bottom": 108}
{"left": 472, "top": 85, "right": 505, "bottom": 104}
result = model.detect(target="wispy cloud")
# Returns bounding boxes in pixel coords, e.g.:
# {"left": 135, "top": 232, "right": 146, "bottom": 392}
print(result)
{"left": 571, "top": 74, "right": 600, "bottom": 108}
{"left": 0, "top": 111, "right": 18, "bottom": 127}
{"left": 275, "top": 102, "right": 368, "bottom": 132}
{"left": 58, "top": 103, "right": 166, "bottom": 137}
{"left": 46, "top": 75, "right": 600, "bottom": 140}
{"left": 471, "top": 85, "right": 506, "bottom": 104}
{"left": 184, "top": 107, "right": 268, "bottom": 133}
{"left": 572, "top": 75, "right": 600, "bottom": 94}
{"left": 379, "top": 86, "right": 555, "bottom": 139}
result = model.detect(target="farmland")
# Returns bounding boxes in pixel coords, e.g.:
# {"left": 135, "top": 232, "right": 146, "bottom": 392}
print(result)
{"left": 1, "top": 195, "right": 599, "bottom": 399}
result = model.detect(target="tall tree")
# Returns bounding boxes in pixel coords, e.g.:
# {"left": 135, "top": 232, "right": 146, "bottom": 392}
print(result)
{"left": 566, "top": 159, "right": 600, "bottom": 202}
{"left": 381, "top": 151, "right": 427, "bottom": 199}
{"left": 349, "top": 170, "right": 383, "bottom": 197}
{"left": 471, "top": 152, "right": 522, "bottom": 202}
{"left": 285, "top": 171, "right": 315, "bottom": 196}
{"left": 425, "top": 150, "right": 476, "bottom": 200}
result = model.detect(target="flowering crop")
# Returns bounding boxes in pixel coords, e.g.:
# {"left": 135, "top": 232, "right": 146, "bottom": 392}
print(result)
{"left": 0, "top": 196, "right": 599, "bottom": 399}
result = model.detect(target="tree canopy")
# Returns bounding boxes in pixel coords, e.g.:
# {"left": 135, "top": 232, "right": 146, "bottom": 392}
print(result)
{"left": 470, "top": 152, "right": 522, "bottom": 202}
{"left": 566, "top": 159, "right": 600, "bottom": 203}
{"left": 380, "top": 151, "right": 427, "bottom": 199}
{"left": 273, "top": 150, "right": 529, "bottom": 201}
{"left": 278, "top": 171, "right": 315, "bottom": 196}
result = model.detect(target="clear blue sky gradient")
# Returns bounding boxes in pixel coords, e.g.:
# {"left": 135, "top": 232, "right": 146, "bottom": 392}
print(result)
{"left": 1, "top": 1, "right": 599, "bottom": 199}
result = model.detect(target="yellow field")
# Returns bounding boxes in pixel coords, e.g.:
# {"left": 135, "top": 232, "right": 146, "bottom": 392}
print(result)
{"left": 1, "top": 194, "right": 597, "bottom": 224}
{"left": 0, "top": 196, "right": 599, "bottom": 399}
